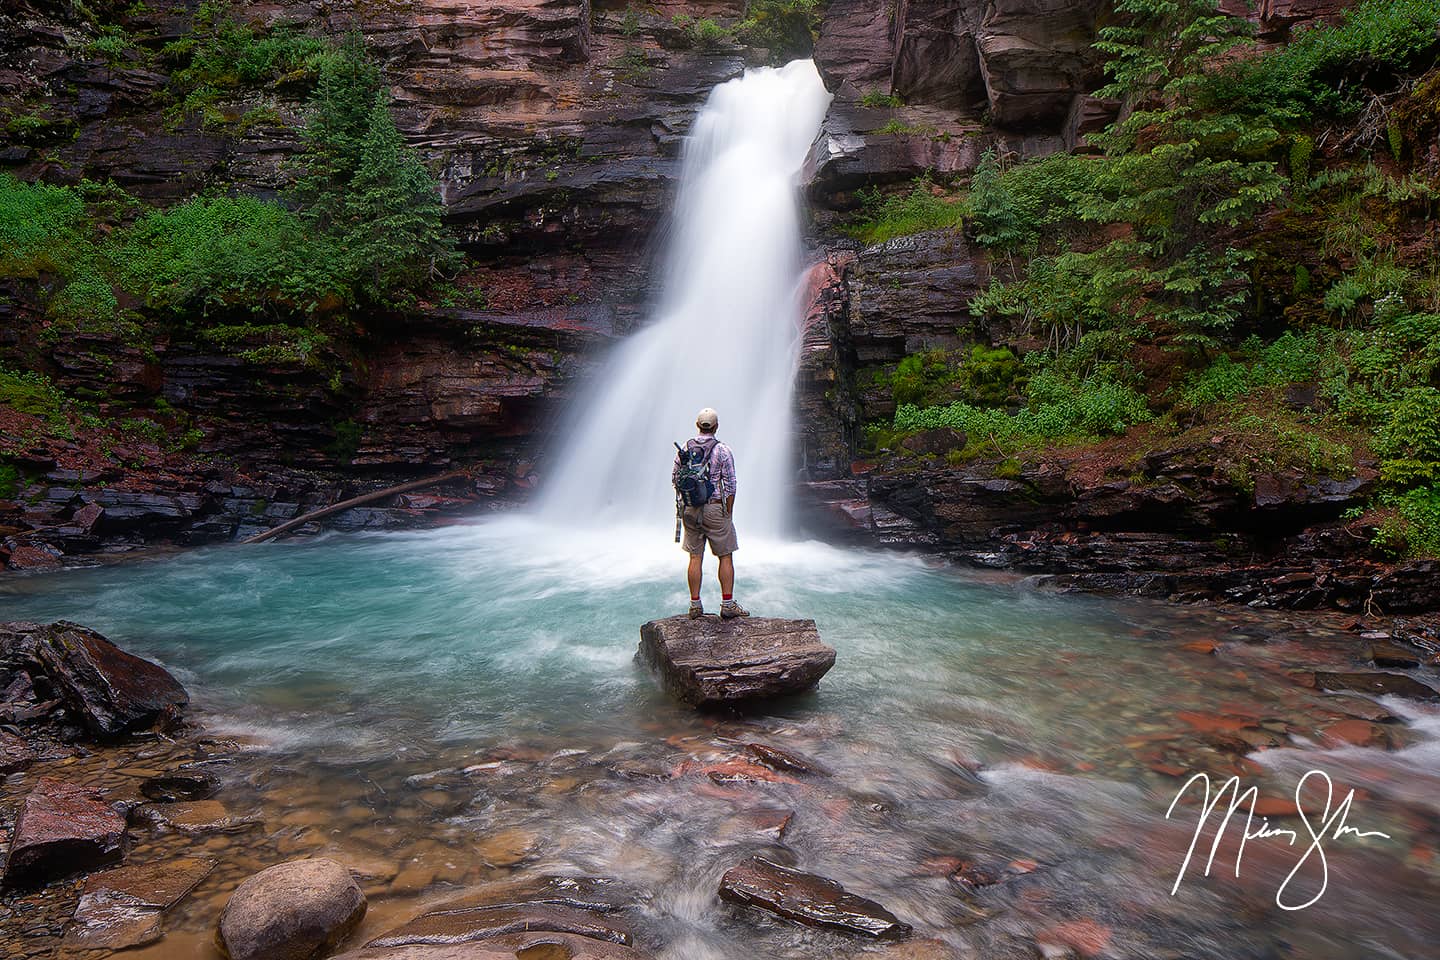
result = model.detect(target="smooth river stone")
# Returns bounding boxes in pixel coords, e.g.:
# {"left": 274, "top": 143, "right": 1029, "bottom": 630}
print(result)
{"left": 218, "top": 858, "right": 367, "bottom": 960}
{"left": 718, "top": 856, "right": 911, "bottom": 939}
{"left": 638, "top": 616, "right": 836, "bottom": 708}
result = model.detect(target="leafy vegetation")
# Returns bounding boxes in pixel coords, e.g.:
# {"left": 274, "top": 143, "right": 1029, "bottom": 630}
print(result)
{"left": 736, "top": 0, "right": 820, "bottom": 59}
{"left": 0, "top": 19, "right": 457, "bottom": 360}
{"left": 848, "top": 177, "right": 967, "bottom": 244}
{"left": 859, "top": 0, "right": 1440, "bottom": 556}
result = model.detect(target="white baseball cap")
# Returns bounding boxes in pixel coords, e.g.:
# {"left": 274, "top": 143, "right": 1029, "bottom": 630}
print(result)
{"left": 696, "top": 407, "right": 719, "bottom": 430}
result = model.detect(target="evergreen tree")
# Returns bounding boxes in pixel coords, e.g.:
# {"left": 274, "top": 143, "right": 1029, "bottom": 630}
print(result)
{"left": 1082, "top": 0, "right": 1288, "bottom": 352}
{"left": 291, "top": 32, "right": 382, "bottom": 233}
{"left": 338, "top": 91, "right": 461, "bottom": 303}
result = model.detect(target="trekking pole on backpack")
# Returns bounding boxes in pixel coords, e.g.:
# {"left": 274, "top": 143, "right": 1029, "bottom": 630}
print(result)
{"left": 673, "top": 442, "right": 684, "bottom": 543}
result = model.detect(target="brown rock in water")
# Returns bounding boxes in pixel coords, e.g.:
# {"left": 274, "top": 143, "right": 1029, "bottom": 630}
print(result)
{"left": 31, "top": 621, "right": 188, "bottom": 738}
{"left": 64, "top": 857, "right": 215, "bottom": 950}
{"left": 2, "top": 777, "right": 128, "bottom": 888}
{"left": 1313, "top": 671, "right": 1439, "bottom": 702}
{"left": 638, "top": 616, "right": 836, "bottom": 708}
{"left": 367, "top": 902, "right": 633, "bottom": 948}
{"left": 1367, "top": 640, "right": 1423, "bottom": 669}
{"left": 335, "top": 931, "right": 652, "bottom": 959}
{"left": 218, "top": 858, "right": 366, "bottom": 960}
{"left": 718, "top": 856, "right": 911, "bottom": 939}
{"left": 141, "top": 770, "right": 222, "bottom": 802}
{"left": 745, "top": 741, "right": 826, "bottom": 775}
{"left": 0, "top": 729, "right": 37, "bottom": 773}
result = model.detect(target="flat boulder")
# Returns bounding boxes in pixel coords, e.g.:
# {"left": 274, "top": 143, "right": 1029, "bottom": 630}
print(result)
{"left": 64, "top": 856, "right": 215, "bottom": 950}
{"left": 2, "top": 777, "right": 128, "bottom": 887}
{"left": 31, "top": 621, "right": 188, "bottom": 738}
{"left": 718, "top": 856, "right": 910, "bottom": 939}
{"left": 638, "top": 616, "right": 836, "bottom": 708}
{"left": 218, "top": 858, "right": 366, "bottom": 960}
{"left": 1313, "top": 671, "right": 1439, "bottom": 702}
{"left": 335, "top": 932, "right": 652, "bottom": 959}
{"left": 367, "top": 903, "right": 632, "bottom": 948}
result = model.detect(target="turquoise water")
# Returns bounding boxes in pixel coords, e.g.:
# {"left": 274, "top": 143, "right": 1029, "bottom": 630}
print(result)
{"left": 3, "top": 518, "right": 1438, "bottom": 959}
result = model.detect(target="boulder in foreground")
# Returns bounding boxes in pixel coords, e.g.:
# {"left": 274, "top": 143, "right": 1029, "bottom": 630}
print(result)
{"left": 2, "top": 777, "right": 128, "bottom": 888}
{"left": 218, "top": 858, "right": 366, "bottom": 960}
{"left": 718, "top": 856, "right": 910, "bottom": 939}
{"left": 638, "top": 616, "right": 836, "bottom": 708}
{"left": 1, "top": 620, "right": 189, "bottom": 738}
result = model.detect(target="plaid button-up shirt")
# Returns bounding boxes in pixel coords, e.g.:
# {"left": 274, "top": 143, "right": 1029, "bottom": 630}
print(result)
{"left": 672, "top": 435, "right": 737, "bottom": 502}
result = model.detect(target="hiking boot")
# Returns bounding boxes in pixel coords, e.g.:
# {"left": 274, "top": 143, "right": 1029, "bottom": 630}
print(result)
{"left": 688, "top": 600, "right": 704, "bottom": 620}
{"left": 720, "top": 600, "right": 750, "bottom": 619}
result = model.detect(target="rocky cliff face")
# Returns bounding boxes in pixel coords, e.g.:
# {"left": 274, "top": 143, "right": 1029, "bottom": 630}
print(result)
{"left": 791, "top": 0, "right": 1440, "bottom": 612}
{"left": 1, "top": 0, "right": 755, "bottom": 564}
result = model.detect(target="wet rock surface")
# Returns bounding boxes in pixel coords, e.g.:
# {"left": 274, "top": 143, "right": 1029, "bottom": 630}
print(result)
{"left": 638, "top": 616, "right": 837, "bottom": 708}
{"left": 27, "top": 620, "right": 188, "bottom": 738}
{"left": 369, "top": 902, "right": 633, "bottom": 947}
{"left": 2, "top": 777, "right": 129, "bottom": 888}
{"left": 64, "top": 856, "right": 215, "bottom": 950}
{"left": 718, "top": 856, "right": 912, "bottom": 939}
{"left": 218, "top": 858, "right": 367, "bottom": 960}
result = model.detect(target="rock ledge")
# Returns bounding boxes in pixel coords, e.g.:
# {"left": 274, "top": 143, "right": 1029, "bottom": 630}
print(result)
{"left": 638, "top": 616, "right": 836, "bottom": 708}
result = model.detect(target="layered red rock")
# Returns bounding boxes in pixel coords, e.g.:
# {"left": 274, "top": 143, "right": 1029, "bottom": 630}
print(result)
{"left": 638, "top": 616, "right": 837, "bottom": 708}
{"left": 718, "top": 856, "right": 912, "bottom": 938}
{"left": 2, "top": 777, "right": 129, "bottom": 888}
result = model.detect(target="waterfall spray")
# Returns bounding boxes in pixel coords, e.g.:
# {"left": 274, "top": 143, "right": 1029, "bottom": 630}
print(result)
{"left": 539, "top": 60, "right": 832, "bottom": 536}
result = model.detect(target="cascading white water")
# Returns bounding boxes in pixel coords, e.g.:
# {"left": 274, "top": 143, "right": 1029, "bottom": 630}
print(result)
{"left": 539, "top": 60, "right": 832, "bottom": 536}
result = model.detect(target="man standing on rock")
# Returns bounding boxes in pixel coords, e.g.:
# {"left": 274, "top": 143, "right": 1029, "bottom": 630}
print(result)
{"left": 673, "top": 407, "right": 749, "bottom": 620}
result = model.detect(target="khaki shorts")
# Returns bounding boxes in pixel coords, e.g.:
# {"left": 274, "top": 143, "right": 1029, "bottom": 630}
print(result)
{"left": 681, "top": 501, "right": 739, "bottom": 557}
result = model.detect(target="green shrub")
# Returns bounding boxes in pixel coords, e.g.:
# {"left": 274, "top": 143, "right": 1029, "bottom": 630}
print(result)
{"left": 893, "top": 374, "right": 1151, "bottom": 450}
{"left": 0, "top": 174, "right": 88, "bottom": 277}
{"left": 1179, "top": 332, "right": 1325, "bottom": 406}
{"left": 0, "top": 367, "right": 71, "bottom": 427}
{"left": 849, "top": 177, "right": 967, "bottom": 244}
{"left": 1374, "top": 386, "right": 1440, "bottom": 485}
{"left": 0, "top": 462, "right": 19, "bottom": 499}
{"left": 736, "top": 0, "right": 819, "bottom": 58}
{"left": 1373, "top": 485, "right": 1440, "bottom": 558}
{"left": 119, "top": 196, "right": 343, "bottom": 316}
{"left": 1206, "top": 0, "right": 1440, "bottom": 123}
{"left": 860, "top": 91, "right": 903, "bottom": 109}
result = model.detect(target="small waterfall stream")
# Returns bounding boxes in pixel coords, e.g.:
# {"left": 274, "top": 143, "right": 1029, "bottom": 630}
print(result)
{"left": 540, "top": 61, "right": 832, "bottom": 535}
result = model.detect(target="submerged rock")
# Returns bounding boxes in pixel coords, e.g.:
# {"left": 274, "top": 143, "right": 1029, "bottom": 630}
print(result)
{"left": 335, "top": 931, "right": 652, "bottom": 959}
{"left": 218, "top": 858, "right": 366, "bottom": 960}
{"left": 27, "top": 620, "right": 188, "bottom": 738}
{"left": 2, "top": 777, "right": 128, "bottom": 888}
{"left": 141, "top": 770, "right": 222, "bottom": 801}
{"left": 1312, "top": 671, "right": 1440, "bottom": 702}
{"left": 367, "top": 903, "right": 633, "bottom": 948}
{"left": 0, "top": 729, "right": 37, "bottom": 773}
{"left": 718, "top": 856, "right": 911, "bottom": 939}
{"left": 637, "top": 616, "right": 836, "bottom": 708}
{"left": 64, "top": 856, "right": 215, "bottom": 950}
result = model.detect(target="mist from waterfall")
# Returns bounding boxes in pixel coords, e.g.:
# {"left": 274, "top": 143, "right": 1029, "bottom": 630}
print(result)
{"left": 538, "top": 60, "right": 832, "bottom": 536}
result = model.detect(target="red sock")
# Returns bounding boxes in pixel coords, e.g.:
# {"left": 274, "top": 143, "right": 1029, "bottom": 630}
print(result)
{"left": 691, "top": 595, "right": 700, "bottom": 602}
{"left": 722, "top": 593, "right": 733, "bottom": 602}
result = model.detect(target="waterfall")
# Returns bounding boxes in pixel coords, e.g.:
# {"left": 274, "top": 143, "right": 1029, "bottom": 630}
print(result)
{"left": 538, "top": 60, "right": 832, "bottom": 537}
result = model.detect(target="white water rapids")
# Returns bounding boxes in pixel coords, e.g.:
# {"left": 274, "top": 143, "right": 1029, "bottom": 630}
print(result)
{"left": 540, "top": 60, "right": 832, "bottom": 535}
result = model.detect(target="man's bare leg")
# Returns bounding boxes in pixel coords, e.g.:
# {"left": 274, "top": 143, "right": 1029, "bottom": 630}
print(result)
{"left": 718, "top": 554, "right": 734, "bottom": 596}
{"left": 688, "top": 552, "right": 704, "bottom": 600}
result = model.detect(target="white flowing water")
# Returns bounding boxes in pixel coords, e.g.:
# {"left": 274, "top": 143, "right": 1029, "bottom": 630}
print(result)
{"left": 540, "top": 60, "right": 832, "bottom": 535}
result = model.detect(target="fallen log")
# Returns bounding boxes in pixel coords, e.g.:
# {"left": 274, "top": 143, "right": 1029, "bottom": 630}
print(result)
{"left": 239, "top": 469, "right": 472, "bottom": 544}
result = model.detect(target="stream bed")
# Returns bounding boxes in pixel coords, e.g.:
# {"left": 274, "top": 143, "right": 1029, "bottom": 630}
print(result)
{"left": 2, "top": 517, "right": 1438, "bottom": 959}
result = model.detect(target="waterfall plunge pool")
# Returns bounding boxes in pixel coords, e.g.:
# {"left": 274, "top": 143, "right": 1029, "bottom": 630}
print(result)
{"left": 3, "top": 517, "right": 1438, "bottom": 960}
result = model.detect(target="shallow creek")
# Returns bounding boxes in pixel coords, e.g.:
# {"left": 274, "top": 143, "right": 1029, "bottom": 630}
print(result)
{"left": 2, "top": 518, "right": 1438, "bottom": 959}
